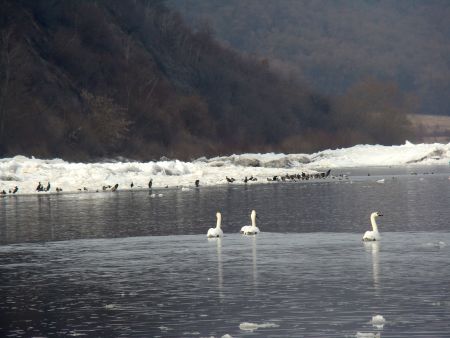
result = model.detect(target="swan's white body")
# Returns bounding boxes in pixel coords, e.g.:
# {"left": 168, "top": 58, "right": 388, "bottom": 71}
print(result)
{"left": 207, "top": 212, "right": 223, "bottom": 238}
{"left": 240, "top": 210, "right": 260, "bottom": 235}
{"left": 363, "top": 212, "right": 382, "bottom": 241}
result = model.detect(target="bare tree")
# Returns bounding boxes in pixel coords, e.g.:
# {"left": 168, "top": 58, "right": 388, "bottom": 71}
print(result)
{"left": 0, "top": 28, "right": 16, "bottom": 148}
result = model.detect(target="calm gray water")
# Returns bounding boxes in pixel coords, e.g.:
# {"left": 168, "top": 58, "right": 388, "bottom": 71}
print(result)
{"left": 1, "top": 166, "right": 450, "bottom": 337}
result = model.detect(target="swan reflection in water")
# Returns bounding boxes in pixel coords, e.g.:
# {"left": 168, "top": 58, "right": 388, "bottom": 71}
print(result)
{"left": 364, "top": 241, "right": 380, "bottom": 292}
{"left": 208, "top": 237, "right": 224, "bottom": 300}
{"left": 252, "top": 235, "right": 258, "bottom": 293}
{"left": 217, "top": 238, "right": 223, "bottom": 300}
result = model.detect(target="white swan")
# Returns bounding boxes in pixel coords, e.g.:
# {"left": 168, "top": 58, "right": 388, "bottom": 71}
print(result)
{"left": 240, "top": 210, "right": 260, "bottom": 235}
{"left": 363, "top": 211, "right": 383, "bottom": 241}
{"left": 207, "top": 212, "right": 223, "bottom": 238}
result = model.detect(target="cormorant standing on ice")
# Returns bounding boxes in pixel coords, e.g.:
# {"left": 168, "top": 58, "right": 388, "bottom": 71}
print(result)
{"left": 226, "top": 176, "right": 235, "bottom": 183}
{"left": 195, "top": 180, "right": 200, "bottom": 188}
{"left": 36, "top": 182, "right": 43, "bottom": 192}
{"left": 148, "top": 179, "right": 153, "bottom": 189}
{"left": 325, "top": 169, "right": 331, "bottom": 178}
{"left": 12, "top": 186, "right": 18, "bottom": 194}
{"left": 131, "top": 182, "right": 134, "bottom": 188}
{"left": 243, "top": 177, "right": 248, "bottom": 183}
{"left": 111, "top": 184, "right": 119, "bottom": 192}
{"left": 46, "top": 182, "right": 51, "bottom": 191}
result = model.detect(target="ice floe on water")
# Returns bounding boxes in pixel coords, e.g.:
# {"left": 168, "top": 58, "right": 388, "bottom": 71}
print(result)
{"left": 0, "top": 141, "right": 449, "bottom": 195}
{"left": 423, "top": 241, "right": 447, "bottom": 249}
{"left": 355, "top": 332, "right": 381, "bottom": 338}
{"left": 239, "top": 322, "right": 280, "bottom": 332}
{"left": 370, "top": 315, "right": 386, "bottom": 329}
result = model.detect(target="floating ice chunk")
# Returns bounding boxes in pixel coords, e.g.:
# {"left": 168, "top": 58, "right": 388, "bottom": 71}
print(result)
{"left": 181, "top": 187, "right": 191, "bottom": 191}
{"left": 370, "top": 315, "right": 386, "bottom": 329}
{"left": 356, "top": 332, "right": 380, "bottom": 338}
{"left": 425, "top": 241, "right": 446, "bottom": 248}
{"left": 239, "top": 322, "right": 279, "bottom": 332}
{"left": 376, "top": 179, "right": 385, "bottom": 184}
{"left": 221, "top": 335, "right": 233, "bottom": 338}
{"left": 67, "top": 331, "right": 87, "bottom": 336}
{"left": 104, "top": 304, "right": 116, "bottom": 310}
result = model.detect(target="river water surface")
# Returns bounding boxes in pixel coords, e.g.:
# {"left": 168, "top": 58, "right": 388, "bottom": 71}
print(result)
{"left": 1, "top": 166, "right": 449, "bottom": 337}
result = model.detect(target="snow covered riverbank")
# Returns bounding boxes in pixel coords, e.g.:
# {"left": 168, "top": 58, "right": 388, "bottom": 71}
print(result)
{"left": 1, "top": 141, "right": 449, "bottom": 195}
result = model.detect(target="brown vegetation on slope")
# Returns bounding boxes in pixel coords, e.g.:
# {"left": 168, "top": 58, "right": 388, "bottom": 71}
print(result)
{"left": 408, "top": 114, "right": 450, "bottom": 143}
{"left": 0, "top": 0, "right": 414, "bottom": 161}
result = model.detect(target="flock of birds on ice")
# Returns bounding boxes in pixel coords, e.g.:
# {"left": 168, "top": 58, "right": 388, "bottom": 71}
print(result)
{"left": 0, "top": 169, "right": 334, "bottom": 196}
{"left": 2, "top": 167, "right": 446, "bottom": 196}
{"left": 207, "top": 209, "right": 383, "bottom": 241}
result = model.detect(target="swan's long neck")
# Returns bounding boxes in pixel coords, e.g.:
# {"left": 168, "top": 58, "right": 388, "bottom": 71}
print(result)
{"left": 251, "top": 211, "right": 256, "bottom": 227}
{"left": 370, "top": 214, "right": 379, "bottom": 232}
{"left": 216, "top": 213, "right": 222, "bottom": 229}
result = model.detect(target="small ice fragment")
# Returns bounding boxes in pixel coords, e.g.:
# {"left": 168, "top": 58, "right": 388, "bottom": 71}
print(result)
{"left": 239, "top": 322, "right": 279, "bottom": 332}
{"left": 67, "top": 331, "right": 87, "bottom": 337}
{"left": 424, "top": 241, "right": 446, "bottom": 248}
{"left": 356, "top": 332, "right": 380, "bottom": 338}
{"left": 104, "top": 304, "right": 116, "bottom": 310}
{"left": 158, "top": 193, "right": 163, "bottom": 197}
{"left": 221, "top": 335, "right": 233, "bottom": 338}
{"left": 376, "top": 179, "right": 385, "bottom": 183}
{"left": 181, "top": 187, "right": 190, "bottom": 191}
{"left": 370, "top": 315, "right": 386, "bottom": 329}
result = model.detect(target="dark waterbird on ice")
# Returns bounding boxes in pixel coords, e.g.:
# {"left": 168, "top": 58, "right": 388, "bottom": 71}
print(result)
{"left": 195, "top": 179, "right": 200, "bottom": 187}
{"left": 111, "top": 184, "right": 119, "bottom": 192}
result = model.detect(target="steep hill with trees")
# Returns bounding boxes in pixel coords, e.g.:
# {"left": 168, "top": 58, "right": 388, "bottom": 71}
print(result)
{"left": 170, "top": 0, "right": 450, "bottom": 117}
{"left": 0, "top": 0, "right": 413, "bottom": 161}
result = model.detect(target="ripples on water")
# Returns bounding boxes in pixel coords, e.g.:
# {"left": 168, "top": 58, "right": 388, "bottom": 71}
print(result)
{"left": 1, "top": 166, "right": 450, "bottom": 337}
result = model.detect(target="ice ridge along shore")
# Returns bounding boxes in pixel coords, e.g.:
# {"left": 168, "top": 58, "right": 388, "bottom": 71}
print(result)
{"left": 0, "top": 142, "right": 449, "bottom": 195}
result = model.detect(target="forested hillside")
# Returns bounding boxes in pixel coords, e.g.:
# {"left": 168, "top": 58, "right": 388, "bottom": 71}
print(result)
{"left": 171, "top": 0, "right": 450, "bottom": 116}
{"left": 0, "top": 0, "right": 413, "bottom": 161}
